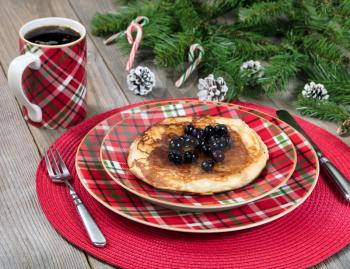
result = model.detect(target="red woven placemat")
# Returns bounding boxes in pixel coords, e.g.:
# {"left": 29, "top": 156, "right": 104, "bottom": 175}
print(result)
{"left": 36, "top": 98, "right": 350, "bottom": 269}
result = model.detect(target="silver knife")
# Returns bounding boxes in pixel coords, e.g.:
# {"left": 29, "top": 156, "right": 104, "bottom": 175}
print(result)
{"left": 276, "top": 110, "right": 350, "bottom": 201}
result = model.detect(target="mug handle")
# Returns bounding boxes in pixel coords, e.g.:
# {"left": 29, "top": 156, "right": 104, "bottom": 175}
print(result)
{"left": 8, "top": 52, "right": 42, "bottom": 122}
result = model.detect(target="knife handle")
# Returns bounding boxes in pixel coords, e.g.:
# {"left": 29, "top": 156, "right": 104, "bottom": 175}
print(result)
{"left": 320, "top": 157, "right": 350, "bottom": 201}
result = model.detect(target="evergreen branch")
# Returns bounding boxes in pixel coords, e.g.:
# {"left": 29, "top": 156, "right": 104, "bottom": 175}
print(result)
{"left": 259, "top": 51, "right": 303, "bottom": 94}
{"left": 202, "top": 35, "right": 235, "bottom": 72}
{"left": 297, "top": 97, "right": 349, "bottom": 123}
{"left": 91, "top": 12, "right": 128, "bottom": 36}
{"left": 210, "top": 27, "right": 282, "bottom": 59}
{"left": 323, "top": 82, "right": 350, "bottom": 105}
{"left": 154, "top": 32, "right": 198, "bottom": 68}
{"left": 339, "top": 0, "right": 350, "bottom": 17}
{"left": 302, "top": 55, "right": 350, "bottom": 83}
{"left": 301, "top": 2, "right": 350, "bottom": 49}
{"left": 232, "top": 39, "right": 281, "bottom": 60}
{"left": 91, "top": 1, "right": 173, "bottom": 36}
{"left": 239, "top": 0, "right": 292, "bottom": 26}
{"left": 174, "top": 0, "right": 202, "bottom": 32}
{"left": 199, "top": 0, "right": 241, "bottom": 19}
{"left": 302, "top": 33, "right": 348, "bottom": 64}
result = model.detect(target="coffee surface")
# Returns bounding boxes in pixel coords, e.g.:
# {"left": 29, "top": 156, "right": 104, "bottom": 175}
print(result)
{"left": 24, "top": 26, "right": 80, "bottom": 45}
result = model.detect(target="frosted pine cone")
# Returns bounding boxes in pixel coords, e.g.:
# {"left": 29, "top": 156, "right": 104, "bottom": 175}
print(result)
{"left": 240, "top": 60, "right": 264, "bottom": 78}
{"left": 197, "top": 74, "right": 228, "bottom": 102}
{"left": 302, "top": 82, "right": 329, "bottom": 101}
{"left": 127, "top": 66, "right": 155, "bottom": 96}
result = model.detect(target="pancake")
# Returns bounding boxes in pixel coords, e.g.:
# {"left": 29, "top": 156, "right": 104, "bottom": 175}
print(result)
{"left": 127, "top": 116, "right": 269, "bottom": 195}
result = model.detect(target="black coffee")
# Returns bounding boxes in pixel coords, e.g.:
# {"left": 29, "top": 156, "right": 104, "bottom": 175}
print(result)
{"left": 24, "top": 26, "right": 80, "bottom": 46}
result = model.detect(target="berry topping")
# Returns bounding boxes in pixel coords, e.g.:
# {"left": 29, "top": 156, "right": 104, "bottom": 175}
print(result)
{"left": 169, "top": 138, "right": 183, "bottom": 150}
{"left": 193, "top": 128, "right": 204, "bottom": 140}
{"left": 168, "top": 151, "right": 183, "bottom": 164}
{"left": 200, "top": 143, "right": 212, "bottom": 154}
{"left": 184, "top": 124, "right": 195, "bottom": 135}
{"left": 183, "top": 134, "right": 197, "bottom": 147}
{"left": 209, "top": 136, "right": 227, "bottom": 150}
{"left": 215, "top": 124, "right": 228, "bottom": 136}
{"left": 183, "top": 150, "right": 199, "bottom": 163}
{"left": 197, "top": 128, "right": 204, "bottom": 136}
{"left": 201, "top": 160, "right": 215, "bottom": 172}
{"left": 209, "top": 139, "right": 219, "bottom": 150}
{"left": 212, "top": 150, "right": 225, "bottom": 162}
{"left": 217, "top": 136, "right": 227, "bottom": 149}
{"left": 204, "top": 125, "right": 215, "bottom": 137}
{"left": 168, "top": 122, "right": 232, "bottom": 170}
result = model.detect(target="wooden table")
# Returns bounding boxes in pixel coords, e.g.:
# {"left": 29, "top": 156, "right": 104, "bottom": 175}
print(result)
{"left": 0, "top": 0, "right": 349, "bottom": 268}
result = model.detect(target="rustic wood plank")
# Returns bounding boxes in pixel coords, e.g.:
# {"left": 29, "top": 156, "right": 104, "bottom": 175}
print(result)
{"left": 0, "top": 64, "right": 91, "bottom": 268}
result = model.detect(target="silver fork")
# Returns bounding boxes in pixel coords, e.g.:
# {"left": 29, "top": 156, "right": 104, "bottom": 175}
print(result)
{"left": 44, "top": 146, "right": 106, "bottom": 247}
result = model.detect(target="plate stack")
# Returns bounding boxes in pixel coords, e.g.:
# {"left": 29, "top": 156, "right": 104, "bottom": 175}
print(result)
{"left": 75, "top": 100, "right": 319, "bottom": 233}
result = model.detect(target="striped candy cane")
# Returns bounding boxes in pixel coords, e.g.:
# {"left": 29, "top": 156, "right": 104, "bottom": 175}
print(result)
{"left": 125, "top": 22, "right": 143, "bottom": 71}
{"left": 175, "top": 44, "right": 205, "bottom": 88}
{"left": 104, "top": 16, "right": 149, "bottom": 45}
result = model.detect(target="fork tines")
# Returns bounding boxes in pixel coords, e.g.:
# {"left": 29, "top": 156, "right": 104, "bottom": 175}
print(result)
{"left": 44, "top": 145, "right": 70, "bottom": 179}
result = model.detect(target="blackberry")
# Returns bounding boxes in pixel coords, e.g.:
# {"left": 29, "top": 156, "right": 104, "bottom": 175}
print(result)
{"left": 201, "top": 143, "right": 212, "bottom": 154}
{"left": 209, "top": 136, "right": 226, "bottom": 150}
{"left": 201, "top": 160, "right": 215, "bottom": 172}
{"left": 193, "top": 128, "right": 205, "bottom": 140}
{"left": 169, "top": 138, "right": 183, "bottom": 150}
{"left": 212, "top": 150, "right": 225, "bottom": 162}
{"left": 215, "top": 124, "right": 228, "bottom": 136}
{"left": 196, "top": 139, "right": 206, "bottom": 150}
{"left": 208, "top": 135, "right": 220, "bottom": 143}
{"left": 183, "top": 134, "right": 197, "bottom": 147}
{"left": 184, "top": 124, "right": 195, "bottom": 135}
{"left": 168, "top": 151, "right": 183, "bottom": 164}
{"left": 217, "top": 136, "right": 227, "bottom": 149}
{"left": 183, "top": 150, "right": 198, "bottom": 163}
{"left": 209, "top": 138, "right": 220, "bottom": 150}
{"left": 204, "top": 125, "right": 215, "bottom": 137}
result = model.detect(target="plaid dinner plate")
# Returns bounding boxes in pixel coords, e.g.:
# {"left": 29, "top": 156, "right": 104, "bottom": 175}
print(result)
{"left": 75, "top": 100, "right": 318, "bottom": 233}
{"left": 100, "top": 102, "right": 297, "bottom": 211}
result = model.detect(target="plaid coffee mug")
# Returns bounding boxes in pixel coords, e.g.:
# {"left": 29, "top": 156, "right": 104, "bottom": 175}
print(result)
{"left": 8, "top": 17, "right": 87, "bottom": 129}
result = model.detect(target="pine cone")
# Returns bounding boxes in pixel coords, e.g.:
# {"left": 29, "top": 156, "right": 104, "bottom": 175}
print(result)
{"left": 302, "top": 82, "right": 329, "bottom": 101}
{"left": 240, "top": 60, "right": 264, "bottom": 78}
{"left": 197, "top": 74, "right": 228, "bottom": 102}
{"left": 127, "top": 66, "right": 155, "bottom": 96}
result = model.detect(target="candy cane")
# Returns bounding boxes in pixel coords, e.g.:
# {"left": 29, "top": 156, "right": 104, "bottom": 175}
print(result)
{"left": 104, "top": 16, "right": 149, "bottom": 45}
{"left": 175, "top": 44, "right": 205, "bottom": 88}
{"left": 125, "top": 22, "right": 143, "bottom": 71}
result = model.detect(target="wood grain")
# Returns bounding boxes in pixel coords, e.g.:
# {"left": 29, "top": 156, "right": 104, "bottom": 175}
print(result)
{"left": 0, "top": 0, "right": 348, "bottom": 268}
